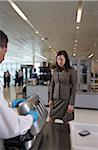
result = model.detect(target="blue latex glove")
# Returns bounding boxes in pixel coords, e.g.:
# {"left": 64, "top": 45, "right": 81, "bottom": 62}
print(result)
{"left": 12, "top": 98, "right": 26, "bottom": 108}
{"left": 27, "top": 110, "right": 39, "bottom": 123}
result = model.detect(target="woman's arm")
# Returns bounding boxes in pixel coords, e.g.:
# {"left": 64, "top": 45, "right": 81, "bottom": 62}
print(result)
{"left": 67, "top": 69, "right": 77, "bottom": 112}
{"left": 49, "top": 72, "right": 55, "bottom": 106}
{"left": 69, "top": 69, "right": 77, "bottom": 105}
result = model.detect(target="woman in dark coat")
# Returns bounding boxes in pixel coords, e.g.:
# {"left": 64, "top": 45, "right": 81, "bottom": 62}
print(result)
{"left": 49, "top": 50, "right": 77, "bottom": 122}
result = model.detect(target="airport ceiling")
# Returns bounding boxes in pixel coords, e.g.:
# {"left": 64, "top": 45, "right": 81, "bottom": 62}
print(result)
{"left": 0, "top": 0, "right": 98, "bottom": 63}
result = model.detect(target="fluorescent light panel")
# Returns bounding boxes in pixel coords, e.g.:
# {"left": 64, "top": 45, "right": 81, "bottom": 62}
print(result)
{"left": 8, "top": 0, "right": 28, "bottom": 21}
{"left": 76, "top": 1, "right": 83, "bottom": 23}
{"left": 88, "top": 53, "right": 94, "bottom": 59}
{"left": 8, "top": 0, "right": 52, "bottom": 60}
{"left": 76, "top": 8, "right": 82, "bottom": 23}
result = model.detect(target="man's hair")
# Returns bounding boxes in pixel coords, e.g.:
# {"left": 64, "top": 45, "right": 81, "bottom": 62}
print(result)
{"left": 0, "top": 30, "right": 8, "bottom": 48}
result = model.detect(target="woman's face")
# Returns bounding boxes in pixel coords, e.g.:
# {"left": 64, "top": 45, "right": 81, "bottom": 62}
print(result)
{"left": 56, "top": 55, "right": 66, "bottom": 67}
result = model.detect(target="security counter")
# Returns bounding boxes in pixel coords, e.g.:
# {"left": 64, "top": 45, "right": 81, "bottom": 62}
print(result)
{"left": 75, "top": 92, "right": 98, "bottom": 109}
{"left": 3, "top": 122, "right": 71, "bottom": 150}
{"left": 27, "top": 85, "right": 98, "bottom": 109}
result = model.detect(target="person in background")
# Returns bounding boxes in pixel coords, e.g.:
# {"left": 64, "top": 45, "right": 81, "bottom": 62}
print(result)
{"left": 21, "top": 69, "right": 24, "bottom": 86}
{"left": 32, "top": 68, "right": 38, "bottom": 79}
{"left": 49, "top": 50, "right": 77, "bottom": 122}
{"left": 3, "top": 72, "right": 6, "bottom": 88}
{"left": 18, "top": 69, "right": 23, "bottom": 86}
{"left": 0, "top": 30, "right": 38, "bottom": 140}
{"left": 6, "top": 70, "right": 11, "bottom": 87}
{"left": 14, "top": 71, "right": 18, "bottom": 86}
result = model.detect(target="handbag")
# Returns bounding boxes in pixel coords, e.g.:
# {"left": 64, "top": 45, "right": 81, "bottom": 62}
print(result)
{"left": 63, "top": 111, "right": 74, "bottom": 123}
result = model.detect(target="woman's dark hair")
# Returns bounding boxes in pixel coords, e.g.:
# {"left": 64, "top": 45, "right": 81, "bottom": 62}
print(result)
{"left": 0, "top": 30, "right": 8, "bottom": 48}
{"left": 56, "top": 50, "right": 71, "bottom": 71}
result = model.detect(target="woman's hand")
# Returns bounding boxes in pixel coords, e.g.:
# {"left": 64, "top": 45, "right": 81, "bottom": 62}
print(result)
{"left": 49, "top": 100, "right": 53, "bottom": 108}
{"left": 67, "top": 104, "right": 74, "bottom": 113}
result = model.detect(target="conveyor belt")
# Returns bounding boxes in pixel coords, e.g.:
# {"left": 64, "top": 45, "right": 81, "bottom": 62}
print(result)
{"left": 33, "top": 122, "right": 71, "bottom": 150}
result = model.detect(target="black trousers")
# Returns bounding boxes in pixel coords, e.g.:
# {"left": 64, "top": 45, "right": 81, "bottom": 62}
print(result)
{"left": 4, "top": 129, "right": 34, "bottom": 150}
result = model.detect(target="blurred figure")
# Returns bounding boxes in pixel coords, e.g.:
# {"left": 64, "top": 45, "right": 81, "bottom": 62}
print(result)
{"left": 18, "top": 69, "right": 23, "bottom": 86}
{"left": 3, "top": 72, "right": 6, "bottom": 88}
{"left": 6, "top": 70, "right": 11, "bottom": 87}
{"left": 14, "top": 71, "right": 18, "bottom": 86}
{"left": 32, "top": 68, "right": 38, "bottom": 79}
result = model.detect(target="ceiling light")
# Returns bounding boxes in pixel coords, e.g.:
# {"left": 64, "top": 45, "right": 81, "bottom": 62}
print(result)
{"left": 76, "top": 8, "right": 83, "bottom": 23}
{"left": 35, "top": 31, "right": 39, "bottom": 34}
{"left": 49, "top": 46, "right": 51, "bottom": 49}
{"left": 76, "top": 26, "right": 79, "bottom": 30}
{"left": 75, "top": 40, "right": 78, "bottom": 43}
{"left": 76, "top": 1, "right": 83, "bottom": 23}
{"left": 8, "top": 0, "right": 28, "bottom": 21}
{"left": 27, "top": 20, "right": 36, "bottom": 30}
{"left": 41, "top": 37, "right": 44, "bottom": 41}
{"left": 73, "top": 53, "right": 76, "bottom": 57}
{"left": 88, "top": 53, "right": 94, "bottom": 59}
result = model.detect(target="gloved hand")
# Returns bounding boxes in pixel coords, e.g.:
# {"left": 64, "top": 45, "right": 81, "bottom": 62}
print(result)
{"left": 27, "top": 110, "right": 39, "bottom": 123}
{"left": 12, "top": 98, "right": 26, "bottom": 108}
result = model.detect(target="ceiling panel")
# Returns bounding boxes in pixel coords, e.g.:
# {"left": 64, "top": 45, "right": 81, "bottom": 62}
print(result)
{"left": 0, "top": 0, "right": 98, "bottom": 63}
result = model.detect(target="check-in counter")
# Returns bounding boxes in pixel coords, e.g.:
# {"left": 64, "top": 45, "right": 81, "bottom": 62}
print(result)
{"left": 75, "top": 92, "right": 98, "bottom": 109}
{"left": 27, "top": 85, "right": 98, "bottom": 109}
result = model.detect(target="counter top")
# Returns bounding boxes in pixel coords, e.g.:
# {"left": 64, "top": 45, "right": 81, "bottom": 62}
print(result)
{"left": 27, "top": 85, "right": 98, "bottom": 95}
{"left": 27, "top": 84, "right": 49, "bottom": 87}
{"left": 76, "top": 91, "right": 98, "bottom": 95}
